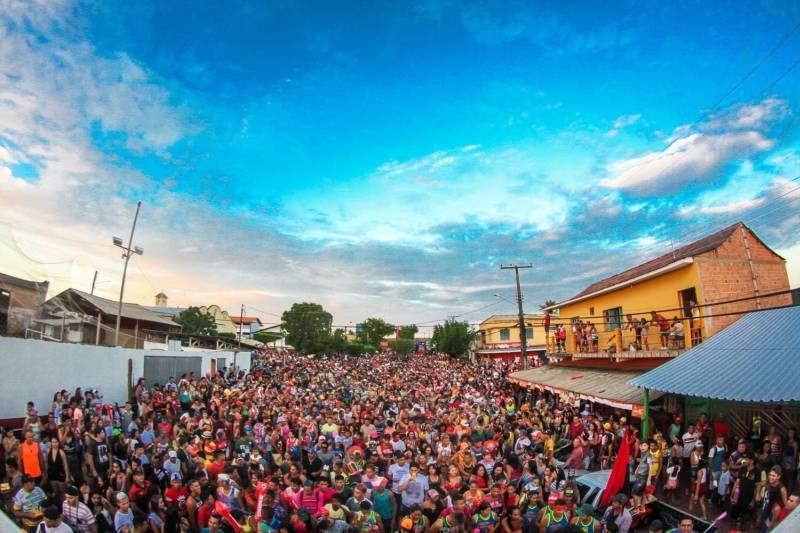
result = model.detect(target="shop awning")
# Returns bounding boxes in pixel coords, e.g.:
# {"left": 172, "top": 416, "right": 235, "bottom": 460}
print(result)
{"left": 630, "top": 306, "right": 800, "bottom": 402}
{"left": 510, "top": 365, "right": 662, "bottom": 411}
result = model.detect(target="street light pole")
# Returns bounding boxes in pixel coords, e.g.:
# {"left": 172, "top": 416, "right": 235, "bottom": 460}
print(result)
{"left": 113, "top": 201, "right": 143, "bottom": 347}
{"left": 500, "top": 264, "right": 532, "bottom": 369}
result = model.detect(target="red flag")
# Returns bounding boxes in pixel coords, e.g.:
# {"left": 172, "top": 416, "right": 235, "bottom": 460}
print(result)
{"left": 600, "top": 429, "right": 630, "bottom": 507}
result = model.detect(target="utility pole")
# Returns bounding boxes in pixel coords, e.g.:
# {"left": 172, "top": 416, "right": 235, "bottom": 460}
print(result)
{"left": 113, "top": 201, "right": 143, "bottom": 347}
{"left": 233, "top": 304, "right": 245, "bottom": 372}
{"left": 500, "top": 263, "right": 532, "bottom": 369}
{"left": 90, "top": 270, "right": 98, "bottom": 295}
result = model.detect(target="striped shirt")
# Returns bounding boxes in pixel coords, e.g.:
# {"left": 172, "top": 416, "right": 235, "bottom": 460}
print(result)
{"left": 62, "top": 500, "right": 96, "bottom": 533}
{"left": 13, "top": 486, "right": 46, "bottom": 527}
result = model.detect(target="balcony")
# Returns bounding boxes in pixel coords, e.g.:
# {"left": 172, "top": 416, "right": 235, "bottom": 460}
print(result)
{"left": 544, "top": 318, "right": 702, "bottom": 362}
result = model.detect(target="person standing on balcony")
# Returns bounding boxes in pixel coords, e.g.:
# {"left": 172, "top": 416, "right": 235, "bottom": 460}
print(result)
{"left": 639, "top": 318, "right": 650, "bottom": 350}
{"left": 669, "top": 318, "right": 685, "bottom": 349}
{"left": 625, "top": 314, "right": 640, "bottom": 350}
{"left": 650, "top": 312, "right": 671, "bottom": 349}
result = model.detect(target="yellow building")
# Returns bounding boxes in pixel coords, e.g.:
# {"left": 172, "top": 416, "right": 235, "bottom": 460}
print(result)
{"left": 546, "top": 222, "right": 791, "bottom": 356}
{"left": 476, "top": 313, "right": 548, "bottom": 360}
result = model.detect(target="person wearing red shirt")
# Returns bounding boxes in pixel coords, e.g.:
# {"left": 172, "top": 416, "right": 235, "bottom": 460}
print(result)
{"left": 128, "top": 469, "right": 158, "bottom": 515}
{"left": 164, "top": 473, "right": 188, "bottom": 513}
{"left": 206, "top": 450, "right": 227, "bottom": 483}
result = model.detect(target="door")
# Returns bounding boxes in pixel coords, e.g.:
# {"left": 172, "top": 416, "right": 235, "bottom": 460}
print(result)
{"left": 678, "top": 287, "right": 697, "bottom": 321}
{"left": 143, "top": 356, "right": 202, "bottom": 388}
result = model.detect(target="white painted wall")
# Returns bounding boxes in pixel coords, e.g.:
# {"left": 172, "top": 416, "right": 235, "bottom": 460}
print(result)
{"left": 0, "top": 337, "right": 250, "bottom": 420}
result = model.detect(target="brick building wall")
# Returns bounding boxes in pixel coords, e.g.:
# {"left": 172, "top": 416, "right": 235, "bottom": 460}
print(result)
{"left": 0, "top": 281, "right": 48, "bottom": 336}
{"left": 695, "top": 225, "right": 791, "bottom": 336}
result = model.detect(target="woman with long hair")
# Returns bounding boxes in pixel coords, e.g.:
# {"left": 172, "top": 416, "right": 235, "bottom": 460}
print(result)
{"left": 46, "top": 436, "right": 70, "bottom": 500}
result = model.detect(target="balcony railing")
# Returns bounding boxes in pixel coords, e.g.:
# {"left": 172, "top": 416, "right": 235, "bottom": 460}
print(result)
{"left": 544, "top": 318, "right": 702, "bottom": 360}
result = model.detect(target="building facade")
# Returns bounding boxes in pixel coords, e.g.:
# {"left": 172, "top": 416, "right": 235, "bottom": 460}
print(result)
{"left": 0, "top": 273, "right": 49, "bottom": 336}
{"left": 476, "top": 313, "right": 547, "bottom": 360}
{"left": 548, "top": 223, "right": 791, "bottom": 353}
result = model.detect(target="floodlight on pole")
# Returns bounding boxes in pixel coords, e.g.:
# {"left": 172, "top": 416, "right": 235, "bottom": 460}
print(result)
{"left": 113, "top": 201, "right": 143, "bottom": 347}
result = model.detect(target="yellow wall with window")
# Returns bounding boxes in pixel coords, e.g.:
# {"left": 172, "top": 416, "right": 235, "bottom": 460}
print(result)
{"left": 555, "top": 263, "right": 703, "bottom": 350}
{"left": 479, "top": 315, "right": 548, "bottom": 347}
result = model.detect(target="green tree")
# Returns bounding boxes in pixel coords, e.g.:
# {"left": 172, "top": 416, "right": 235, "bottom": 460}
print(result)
{"left": 431, "top": 319, "right": 476, "bottom": 358}
{"left": 218, "top": 332, "right": 236, "bottom": 339}
{"left": 173, "top": 306, "right": 218, "bottom": 336}
{"left": 389, "top": 338, "right": 415, "bottom": 357}
{"left": 398, "top": 325, "right": 418, "bottom": 339}
{"left": 357, "top": 318, "right": 394, "bottom": 348}
{"left": 345, "top": 342, "right": 377, "bottom": 356}
{"left": 281, "top": 303, "right": 333, "bottom": 354}
{"left": 253, "top": 330, "right": 283, "bottom": 344}
{"left": 540, "top": 299, "right": 557, "bottom": 310}
{"left": 328, "top": 329, "right": 348, "bottom": 354}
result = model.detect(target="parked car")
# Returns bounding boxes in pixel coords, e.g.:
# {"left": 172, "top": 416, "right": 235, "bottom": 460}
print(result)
{"left": 573, "top": 470, "right": 714, "bottom": 532}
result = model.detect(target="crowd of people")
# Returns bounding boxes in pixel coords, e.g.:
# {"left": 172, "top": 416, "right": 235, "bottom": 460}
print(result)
{"left": 0, "top": 350, "right": 797, "bottom": 533}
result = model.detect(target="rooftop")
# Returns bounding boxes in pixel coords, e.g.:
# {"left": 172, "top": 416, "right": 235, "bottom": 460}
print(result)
{"left": 0, "top": 272, "right": 49, "bottom": 292}
{"left": 231, "top": 316, "right": 263, "bottom": 325}
{"left": 481, "top": 313, "right": 544, "bottom": 325}
{"left": 48, "top": 289, "right": 179, "bottom": 327}
{"left": 549, "top": 222, "right": 779, "bottom": 309}
{"left": 630, "top": 306, "right": 800, "bottom": 402}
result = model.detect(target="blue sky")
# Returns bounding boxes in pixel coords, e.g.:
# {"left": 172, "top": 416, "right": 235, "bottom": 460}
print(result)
{"left": 1, "top": 0, "right": 799, "bottom": 330}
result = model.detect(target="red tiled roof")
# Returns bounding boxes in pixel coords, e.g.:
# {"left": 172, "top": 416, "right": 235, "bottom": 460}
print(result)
{"left": 231, "top": 316, "right": 261, "bottom": 325}
{"left": 570, "top": 222, "right": 743, "bottom": 301}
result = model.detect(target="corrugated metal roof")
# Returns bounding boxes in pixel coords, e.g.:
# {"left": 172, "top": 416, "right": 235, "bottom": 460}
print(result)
{"left": 511, "top": 366, "right": 660, "bottom": 407}
{"left": 51, "top": 289, "right": 180, "bottom": 327}
{"left": 630, "top": 306, "right": 800, "bottom": 402}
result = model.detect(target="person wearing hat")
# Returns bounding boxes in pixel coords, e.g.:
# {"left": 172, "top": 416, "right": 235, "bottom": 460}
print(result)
{"left": 571, "top": 503, "right": 599, "bottom": 533}
{"left": 602, "top": 494, "right": 631, "bottom": 533}
{"left": 163, "top": 449, "right": 182, "bottom": 479}
{"left": 731, "top": 451, "right": 759, "bottom": 525}
{"left": 113, "top": 492, "right": 135, "bottom": 533}
{"left": 12, "top": 474, "right": 46, "bottom": 532}
{"left": 62, "top": 484, "right": 96, "bottom": 533}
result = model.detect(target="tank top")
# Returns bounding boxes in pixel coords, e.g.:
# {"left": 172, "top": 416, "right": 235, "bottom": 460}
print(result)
{"left": 576, "top": 516, "right": 598, "bottom": 533}
{"left": 372, "top": 490, "right": 394, "bottom": 519}
{"left": 439, "top": 516, "right": 454, "bottom": 532}
{"left": 218, "top": 487, "right": 240, "bottom": 510}
{"left": 47, "top": 450, "right": 66, "bottom": 481}
{"left": 543, "top": 508, "right": 569, "bottom": 533}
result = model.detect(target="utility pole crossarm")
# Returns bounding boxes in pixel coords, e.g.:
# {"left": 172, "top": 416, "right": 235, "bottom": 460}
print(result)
{"left": 500, "top": 264, "right": 533, "bottom": 369}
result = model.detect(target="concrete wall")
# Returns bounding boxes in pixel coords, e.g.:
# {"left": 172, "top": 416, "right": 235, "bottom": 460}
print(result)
{"left": 0, "top": 337, "right": 248, "bottom": 420}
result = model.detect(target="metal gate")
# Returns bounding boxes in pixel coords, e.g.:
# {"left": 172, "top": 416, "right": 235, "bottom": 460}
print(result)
{"left": 143, "top": 356, "right": 202, "bottom": 387}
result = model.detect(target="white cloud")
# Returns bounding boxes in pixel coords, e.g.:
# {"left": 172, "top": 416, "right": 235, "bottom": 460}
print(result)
{"left": 704, "top": 98, "right": 790, "bottom": 132}
{"left": 601, "top": 131, "right": 773, "bottom": 195}
{"left": 677, "top": 197, "right": 766, "bottom": 217}
{"left": 603, "top": 114, "right": 641, "bottom": 138}
{"left": 280, "top": 145, "right": 572, "bottom": 245}
{"left": 614, "top": 114, "right": 641, "bottom": 129}
{"left": 602, "top": 99, "right": 789, "bottom": 196}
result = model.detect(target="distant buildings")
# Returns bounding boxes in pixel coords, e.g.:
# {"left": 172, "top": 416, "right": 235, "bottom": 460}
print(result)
{"left": 0, "top": 273, "right": 49, "bottom": 336}
{"left": 230, "top": 315, "right": 264, "bottom": 339}
{"left": 476, "top": 313, "right": 547, "bottom": 360}
{"left": 37, "top": 288, "right": 181, "bottom": 348}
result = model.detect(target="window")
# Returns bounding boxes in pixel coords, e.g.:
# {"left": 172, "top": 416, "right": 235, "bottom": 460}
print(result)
{"left": 525, "top": 327, "right": 533, "bottom": 341}
{"left": 589, "top": 307, "right": 595, "bottom": 316}
{"left": 603, "top": 307, "right": 623, "bottom": 332}
{"left": 499, "top": 328, "right": 510, "bottom": 341}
